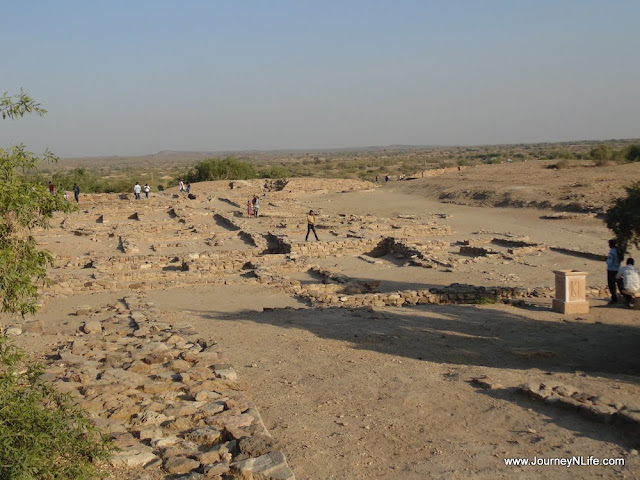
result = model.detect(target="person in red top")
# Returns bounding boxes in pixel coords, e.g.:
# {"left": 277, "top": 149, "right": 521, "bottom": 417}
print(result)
{"left": 48, "top": 182, "right": 55, "bottom": 195}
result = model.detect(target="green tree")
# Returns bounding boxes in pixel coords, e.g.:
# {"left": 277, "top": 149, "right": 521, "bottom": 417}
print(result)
{"left": 185, "top": 156, "right": 257, "bottom": 182}
{"left": 0, "top": 337, "right": 113, "bottom": 479}
{"left": 606, "top": 182, "right": 640, "bottom": 254}
{"left": 260, "top": 165, "right": 289, "bottom": 179}
{"left": 1, "top": 91, "right": 71, "bottom": 315}
{"left": 589, "top": 143, "right": 612, "bottom": 162}
{"left": 0, "top": 91, "right": 113, "bottom": 478}
{"left": 624, "top": 143, "right": 640, "bottom": 163}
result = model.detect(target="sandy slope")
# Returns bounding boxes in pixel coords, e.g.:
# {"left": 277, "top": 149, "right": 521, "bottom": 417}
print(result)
{"left": 391, "top": 160, "right": 640, "bottom": 214}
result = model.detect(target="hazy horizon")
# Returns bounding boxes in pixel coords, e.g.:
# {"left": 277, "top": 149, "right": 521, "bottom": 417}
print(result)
{"left": 55, "top": 137, "right": 640, "bottom": 160}
{"left": 2, "top": 1, "right": 639, "bottom": 157}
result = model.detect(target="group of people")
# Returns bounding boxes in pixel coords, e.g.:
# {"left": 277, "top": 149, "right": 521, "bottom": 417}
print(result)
{"left": 606, "top": 239, "right": 640, "bottom": 308}
{"left": 49, "top": 182, "right": 81, "bottom": 203}
{"left": 133, "top": 182, "right": 151, "bottom": 200}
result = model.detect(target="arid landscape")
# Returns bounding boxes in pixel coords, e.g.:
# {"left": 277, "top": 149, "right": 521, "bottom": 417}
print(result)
{"left": 3, "top": 159, "right": 640, "bottom": 479}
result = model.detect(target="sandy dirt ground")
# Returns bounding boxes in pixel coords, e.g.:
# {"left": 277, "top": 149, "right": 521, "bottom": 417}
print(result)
{"left": 4, "top": 162, "right": 640, "bottom": 479}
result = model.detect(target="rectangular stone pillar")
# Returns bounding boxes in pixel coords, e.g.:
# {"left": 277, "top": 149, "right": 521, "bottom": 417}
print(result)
{"left": 552, "top": 270, "right": 589, "bottom": 314}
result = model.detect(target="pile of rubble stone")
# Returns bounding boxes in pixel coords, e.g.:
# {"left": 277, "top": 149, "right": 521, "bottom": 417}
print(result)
{"left": 37, "top": 293, "right": 295, "bottom": 479}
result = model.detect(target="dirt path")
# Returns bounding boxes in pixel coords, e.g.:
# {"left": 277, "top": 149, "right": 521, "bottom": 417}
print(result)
{"left": 147, "top": 283, "right": 640, "bottom": 479}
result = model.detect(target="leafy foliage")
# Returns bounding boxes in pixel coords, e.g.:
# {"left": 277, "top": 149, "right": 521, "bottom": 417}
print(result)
{"left": 625, "top": 144, "right": 640, "bottom": 163}
{"left": 0, "top": 139, "right": 72, "bottom": 314}
{"left": 49, "top": 167, "right": 134, "bottom": 194}
{"left": 589, "top": 142, "right": 638, "bottom": 166}
{"left": 606, "top": 182, "right": 640, "bottom": 254}
{"left": 474, "top": 295, "right": 498, "bottom": 305}
{"left": 1, "top": 92, "right": 73, "bottom": 314}
{"left": 0, "top": 336, "right": 114, "bottom": 479}
{"left": 588, "top": 144, "right": 612, "bottom": 162}
{"left": 185, "top": 156, "right": 257, "bottom": 182}
{"left": 259, "top": 165, "right": 290, "bottom": 179}
{"left": 1, "top": 90, "right": 47, "bottom": 120}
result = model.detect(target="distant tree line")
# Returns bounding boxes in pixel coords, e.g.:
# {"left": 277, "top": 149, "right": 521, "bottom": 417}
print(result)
{"left": 183, "top": 156, "right": 289, "bottom": 183}
{"left": 34, "top": 167, "right": 135, "bottom": 194}
{"left": 586, "top": 143, "right": 639, "bottom": 165}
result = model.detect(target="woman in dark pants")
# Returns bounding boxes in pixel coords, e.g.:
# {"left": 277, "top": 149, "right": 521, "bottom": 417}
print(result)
{"left": 306, "top": 210, "right": 319, "bottom": 241}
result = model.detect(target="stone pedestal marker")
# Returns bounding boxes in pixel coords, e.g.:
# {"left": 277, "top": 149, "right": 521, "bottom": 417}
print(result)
{"left": 552, "top": 270, "right": 589, "bottom": 314}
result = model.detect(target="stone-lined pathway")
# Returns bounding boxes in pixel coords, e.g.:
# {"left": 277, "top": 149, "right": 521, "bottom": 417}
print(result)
{"left": 40, "top": 293, "right": 294, "bottom": 479}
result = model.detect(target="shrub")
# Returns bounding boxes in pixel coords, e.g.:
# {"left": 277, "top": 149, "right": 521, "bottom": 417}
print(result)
{"left": 483, "top": 158, "right": 501, "bottom": 165}
{"left": 474, "top": 296, "right": 498, "bottom": 305}
{"left": 185, "top": 156, "right": 257, "bottom": 182}
{"left": 0, "top": 337, "right": 113, "bottom": 479}
{"left": 260, "top": 165, "right": 289, "bottom": 179}
{"left": 606, "top": 182, "right": 640, "bottom": 254}
{"left": 624, "top": 144, "right": 640, "bottom": 163}
{"left": 553, "top": 159, "right": 573, "bottom": 169}
{"left": 1, "top": 93, "right": 73, "bottom": 314}
{"left": 589, "top": 143, "right": 612, "bottom": 162}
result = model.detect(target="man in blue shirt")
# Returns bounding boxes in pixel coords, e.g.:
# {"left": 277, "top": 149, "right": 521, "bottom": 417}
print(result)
{"left": 606, "top": 239, "right": 622, "bottom": 304}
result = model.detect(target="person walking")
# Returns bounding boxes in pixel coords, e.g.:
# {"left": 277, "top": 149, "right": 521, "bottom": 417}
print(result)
{"left": 73, "top": 183, "right": 80, "bottom": 203}
{"left": 48, "top": 182, "right": 55, "bottom": 195}
{"left": 617, "top": 258, "right": 640, "bottom": 307}
{"left": 305, "top": 210, "right": 319, "bottom": 241}
{"left": 179, "top": 180, "right": 185, "bottom": 193}
{"left": 143, "top": 184, "right": 150, "bottom": 198}
{"left": 606, "top": 239, "right": 622, "bottom": 304}
{"left": 247, "top": 199, "right": 254, "bottom": 217}
{"left": 134, "top": 182, "right": 142, "bottom": 200}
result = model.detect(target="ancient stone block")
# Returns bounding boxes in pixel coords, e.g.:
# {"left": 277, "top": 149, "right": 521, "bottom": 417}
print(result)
{"left": 230, "top": 451, "right": 295, "bottom": 480}
{"left": 164, "top": 456, "right": 200, "bottom": 475}
{"left": 184, "top": 426, "right": 223, "bottom": 446}
{"left": 109, "top": 446, "right": 158, "bottom": 468}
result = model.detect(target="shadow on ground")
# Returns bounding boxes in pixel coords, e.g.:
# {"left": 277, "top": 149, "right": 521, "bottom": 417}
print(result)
{"left": 195, "top": 303, "right": 640, "bottom": 379}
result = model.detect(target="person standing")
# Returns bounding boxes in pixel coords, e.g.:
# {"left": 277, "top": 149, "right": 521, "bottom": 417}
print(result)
{"left": 252, "top": 196, "right": 260, "bottom": 217}
{"left": 616, "top": 258, "right": 640, "bottom": 307}
{"left": 606, "top": 239, "right": 622, "bottom": 304}
{"left": 134, "top": 182, "right": 142, "bottom": 200}
{"left": 73, "top": 183, "right": 80, "bottom": 203}
{"left": 305, "top": 210, "right": 319, "bottom": 241}
{"left": 48, "top": 182, "right": 55, "bottom": 195}
{"left": 247, "top": 199, "right": 254, "bottom": 217}
{"left": 179, "top": 180, "right": 185, "bottom": 193}
{"left": 143, "top": 184, "right": 150, "bottom": 198}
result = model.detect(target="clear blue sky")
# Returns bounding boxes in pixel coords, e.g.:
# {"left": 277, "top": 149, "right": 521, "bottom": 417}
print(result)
{"left": 2, "top": 0, "right": 639, "bottom": 157}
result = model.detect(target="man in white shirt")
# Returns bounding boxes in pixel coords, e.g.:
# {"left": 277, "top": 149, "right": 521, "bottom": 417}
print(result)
{"left": 617, "top": 258, "right": 640, "bottom": 307}
{"left": 133, "top": 182, "right": 142, "bottom": 200}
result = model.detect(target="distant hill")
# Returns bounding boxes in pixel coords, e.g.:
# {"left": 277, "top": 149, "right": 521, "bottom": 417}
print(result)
{"left": 47, "top": 139, "right": 639, "bottom": 174}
